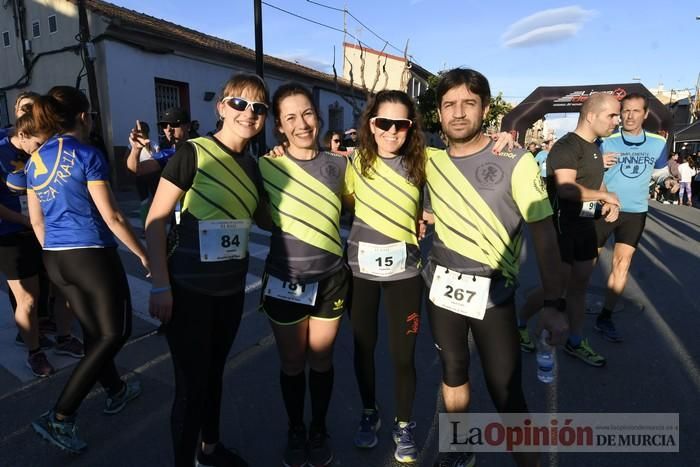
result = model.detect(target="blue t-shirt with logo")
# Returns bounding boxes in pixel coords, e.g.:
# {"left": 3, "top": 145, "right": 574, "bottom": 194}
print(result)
{"left": 534, "top": 150, "right": 548, "bottom": 177}
{"left": 25, "top": 135, "right": 116, "bottom": 249}
{"left": 0, "top": 136, "right": 27, "bottom": 236}
{"left": 600, "top": 130, "right": 667, "bottom": 213}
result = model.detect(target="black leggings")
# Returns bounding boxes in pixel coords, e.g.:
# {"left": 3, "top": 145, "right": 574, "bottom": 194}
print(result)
{"left": 166, "top": 285, "right": 245, "bottom": 467}
{"left": 43, "top": 248, "right": 131, "bottom": 416}
{"left": 427, "top": 298, "right": 528, "bottom": 413}
{"left": 349, "top": 275, "right": 423, "bottom": 422}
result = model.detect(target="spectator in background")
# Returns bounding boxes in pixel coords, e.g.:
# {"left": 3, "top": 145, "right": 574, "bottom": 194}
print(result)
{"left": 189, "top": 120, "right": 200, "bottom": 139}
{"left": 344, "top": 127, "right": 358, "bottom": 151}
{"left": 534, "top": 140, "right": 551, "bottom": 180}
{"left": 678, "top": 156, "right": 697, "bottom": 207}
{"left": 322, "top": 130, "right": 349, "bottom": 157}
{"left": 667, "top": 152, "right": 680, "bottom": 179}
{"left": 125, "top": 121, "right": 161, "bottom": 227}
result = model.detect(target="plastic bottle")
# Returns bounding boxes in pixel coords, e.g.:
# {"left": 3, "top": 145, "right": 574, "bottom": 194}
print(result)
{"left": 536, "top": 330, "right": 555, "bottom": 384}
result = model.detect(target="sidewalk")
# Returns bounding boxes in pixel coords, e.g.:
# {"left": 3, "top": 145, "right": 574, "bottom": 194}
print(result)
{"left": 0, "top": 196, "right": 697, "bottom": 466}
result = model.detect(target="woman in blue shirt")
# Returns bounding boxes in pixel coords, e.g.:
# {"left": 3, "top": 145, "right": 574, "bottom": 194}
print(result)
{"left": 25, "top": 87, "right": 149, "bottom": 454}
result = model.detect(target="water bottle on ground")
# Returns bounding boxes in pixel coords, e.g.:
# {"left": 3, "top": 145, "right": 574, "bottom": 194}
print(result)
{"left": 536, "top": 330, "right": 555, "bottom": 384}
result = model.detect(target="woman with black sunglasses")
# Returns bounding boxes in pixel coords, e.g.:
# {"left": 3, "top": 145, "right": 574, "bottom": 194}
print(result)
{"left": 345, "top": 90, "right": 427, "bottom": 464}
{"left": 146, "top": 73, "right": 271, "bottom": 467}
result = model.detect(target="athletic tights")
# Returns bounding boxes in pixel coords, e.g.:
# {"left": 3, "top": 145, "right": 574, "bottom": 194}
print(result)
{"left": 43, "top": 248, "right": 131, "bottom": 416}
{"left": 349, "top": 275, "right": 423, "bottom": 422}
{"left": 166, "top": 284, "right": 245, "bottom": 467}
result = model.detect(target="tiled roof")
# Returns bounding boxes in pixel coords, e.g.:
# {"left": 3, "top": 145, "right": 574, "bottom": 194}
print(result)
{"left": 76, "top": 0, "right": 363, "bottom": 92}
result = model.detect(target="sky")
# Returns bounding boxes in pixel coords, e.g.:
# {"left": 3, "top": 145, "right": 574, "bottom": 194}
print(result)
{"left": 108, "top": 0, "right": 699, "bottom": 134}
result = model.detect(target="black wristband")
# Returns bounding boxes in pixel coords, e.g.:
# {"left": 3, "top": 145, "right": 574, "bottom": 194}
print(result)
{"left": 543, "top": 298, "right": 566, "bottom": 312}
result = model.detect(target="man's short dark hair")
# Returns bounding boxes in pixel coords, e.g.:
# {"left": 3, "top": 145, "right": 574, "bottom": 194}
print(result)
{"left": 621, "top": 92, "right": 649, "bottom": 111}
{"left": 436, "top": 68, "right": 491, "bottom": 109}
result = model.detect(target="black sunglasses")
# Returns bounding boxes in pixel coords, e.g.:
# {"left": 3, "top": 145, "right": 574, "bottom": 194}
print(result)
{"left": 371, "top": 117, "right": 412, "bottom": 132}
{"left": 159, "top": 122, "right": 182, "bottom": 129}
{"left": 332, "top": 139, "right": 341, "bottom": 143}
{"left": 222, "top": 96, "right": 268, "bottom": 115}
{"left": 620, "top": 129, "right": 646, "bottom": 147}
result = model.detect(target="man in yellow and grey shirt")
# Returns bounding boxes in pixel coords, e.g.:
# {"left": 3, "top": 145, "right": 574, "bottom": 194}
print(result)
{"left": 422, "top": 68, "right": 567, "bottom": 467}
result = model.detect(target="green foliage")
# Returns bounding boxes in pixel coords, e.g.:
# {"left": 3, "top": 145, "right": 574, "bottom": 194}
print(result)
{"left": 417, "top": 74, "right": 513, "bottom": 133}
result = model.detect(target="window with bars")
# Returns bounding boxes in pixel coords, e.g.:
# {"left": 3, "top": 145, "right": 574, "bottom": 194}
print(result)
{"left": 32, "top": 21, "right": 40, "bottom": 38}
{"left": 0, "top": 93, "right": 9, "bottom": 129}
{"left": 48, "top": 15, "right": 57, "bottom": 34}
{"left": 2, "top": 31, "right": 9, "bottom": 47}
{"left": 154, "top": 78, "right": 190, "bottom": 126}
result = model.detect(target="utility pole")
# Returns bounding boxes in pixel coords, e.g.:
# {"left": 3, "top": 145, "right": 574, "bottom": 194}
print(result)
{"left": 77, "top": 0, "right": 105, "bottom": 151}
{"left": 253, "top": 0, "right": 265, "bottom": 155}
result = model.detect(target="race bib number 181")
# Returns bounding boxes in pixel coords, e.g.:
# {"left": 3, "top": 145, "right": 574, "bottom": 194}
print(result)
{"left": 264, "top": 276, "right": 318, "bottom": 306}
{"left": 429, "top": 265, "right": 490, "bottom": 320}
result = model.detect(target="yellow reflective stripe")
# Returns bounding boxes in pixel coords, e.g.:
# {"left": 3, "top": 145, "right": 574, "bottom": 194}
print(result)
{"left": 510, "top": 155, "right": 552, "bottom": 223}
{"left": 351, "top": 157, "right": 419, "bottom": 245}
{"left": 260, "top": 155, "right": 342, "bottom": 256}
{"left": 191, "top": 138, "right": 259, "bottom": 208}
{"left": 181, "top": 138, "right": 258, "bottom": 220}
{"left": 29, "top": 138, "right": 62, "bottom": 190}
{"left": 426, "top": 149, "right": 519, "bottom": 280}
{"left": 87, "top": 180, "right": 108, "bottom": 185}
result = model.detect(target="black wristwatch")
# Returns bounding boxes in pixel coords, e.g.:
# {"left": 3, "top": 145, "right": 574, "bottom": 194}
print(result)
{"left": 543, "top": 298, "right": 566, "bottom": 312}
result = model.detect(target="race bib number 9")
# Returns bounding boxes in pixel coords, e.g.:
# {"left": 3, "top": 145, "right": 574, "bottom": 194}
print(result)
{"left": 579, "top": 201, "right": 598, "bottom": 218}
{"left": 357, "top": 241, "right": 407, "bottom": 277}
{"left": 198, "top": 219, "right": 251, "bottom": 262}
{"left": 428, "top": 265, "right": 490, "bottom": 320}
{"left": 265, "top": 276, "right": 318, "bottom": 306}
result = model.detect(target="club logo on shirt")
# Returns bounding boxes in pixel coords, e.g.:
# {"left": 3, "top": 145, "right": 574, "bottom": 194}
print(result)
{"left": 34, "top": 149, "right": 77, "bottom": 203}
{"left": 618, "top": 152, "right": 656, "bottom": 179}
{"left": 534, "top": 176, "right": 547, "bottom": 195}
{"left": 321, "top": 162, "right": 340, "bottom": 180}
{"left": 475, "top": 162, "right": 504, "bottom": 186}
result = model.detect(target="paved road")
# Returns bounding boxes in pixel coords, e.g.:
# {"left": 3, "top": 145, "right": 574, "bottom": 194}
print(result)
{"left": 0, "top": 190, "right": 698, "bottom": 467}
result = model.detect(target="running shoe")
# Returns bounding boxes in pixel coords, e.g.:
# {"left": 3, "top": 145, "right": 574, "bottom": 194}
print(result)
{"left": 196, "top": 443, "right": 249, "bottom": 467}
{"left": 103, "top": 379, "right": 142, "bottom": 414}
{"left": 32, "top": 410, "right": 87, "bottom": 454}
{"left": 392, "top": 421, "right": 418, "bottom": 463}
{"left": 434, "top": 451, "right": 475, "bottom": 467}
{"left": 594, "top": 317, "right": 623, "bottom": 343}
{"left": 307, "top": 429, "right": 333, "bottom": 467}
{"left": 564, "top": 339, "right": 606, "bottom": 367}
{"left": 15, "top": 332, "right": 54, "bottom": 350}
{"left": 283, "top": 424, "right": 307, "bottom": 467}
{"left": 53, "top": 335, "right": 85, "bottom": 358}
{"left": 518, "top": 327, "right": 535, "bottom": 353}
{"left": 27, "top": 351, "right": 54, "bottom": 378}
{"left": 353, "top": 407, "right": 381, "bottom": 448}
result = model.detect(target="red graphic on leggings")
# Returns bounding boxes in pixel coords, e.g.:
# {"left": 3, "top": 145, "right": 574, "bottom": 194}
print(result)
{"left": 406, "top": 312, "right": 420, "bottom": 335}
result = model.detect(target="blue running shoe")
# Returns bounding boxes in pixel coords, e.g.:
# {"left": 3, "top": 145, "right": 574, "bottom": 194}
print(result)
{"left": 32, "top": 410, "right": 87, "bottom": 454}
{"left": 104, "top": 379, "right": 142, "bottom": 414}
{"left": 353, "top": 408, "right": 381, "bottom": 449}
{"left": 595, "top": 317, "right": 623, "bottom": 343}
{"left": 392, "top": 421, "right": 418, "bottom": 463}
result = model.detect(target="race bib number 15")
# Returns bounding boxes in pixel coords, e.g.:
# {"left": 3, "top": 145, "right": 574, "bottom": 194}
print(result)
{"left": 429, "top": 265, "right": 490, "bottom": 320}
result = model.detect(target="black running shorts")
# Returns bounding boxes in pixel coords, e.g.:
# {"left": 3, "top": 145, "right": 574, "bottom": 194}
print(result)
{"left": 595, "top": 211, "right": 647, "bottom": 249}
{"left": 262, "top": 266, "right": 350, "bottom": 325}
{"left": 0, "top": 231, "right": 42, "bottom": 280}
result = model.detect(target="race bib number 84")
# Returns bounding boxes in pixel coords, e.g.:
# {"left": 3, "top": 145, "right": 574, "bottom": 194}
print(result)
{"left": 429, "top": 266, "right": 490, "bottom": 320}
{"left": 198, "top": 219, "right": 251, "bottom": 262}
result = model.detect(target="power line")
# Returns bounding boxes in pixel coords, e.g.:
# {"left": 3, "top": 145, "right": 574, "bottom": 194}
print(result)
{"left": 261, "top": 2, "right": 364, "bottom": 47}
{"left": 263, "top": 1, "right": 417, "bottom": 64}
{"left": 305, "top": 0, "right": 406, "bottom": 57}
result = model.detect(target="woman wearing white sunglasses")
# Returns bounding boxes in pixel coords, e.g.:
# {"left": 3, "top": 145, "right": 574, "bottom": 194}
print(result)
{"left": 146, "top": 73, "right": 270, "bottom": 467}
